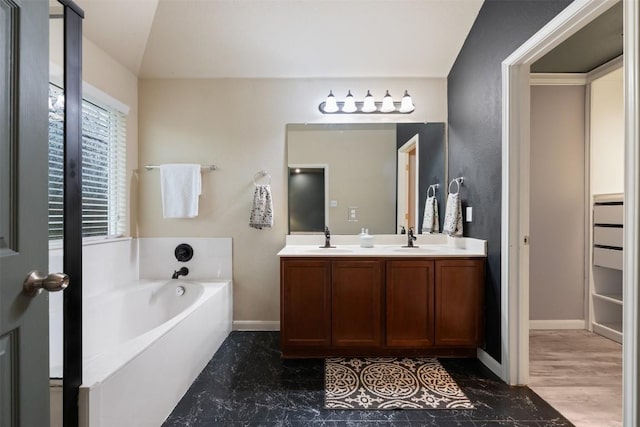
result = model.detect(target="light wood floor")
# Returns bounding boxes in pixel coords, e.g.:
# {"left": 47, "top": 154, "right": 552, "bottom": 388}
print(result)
{"left": 529, "top": 330, "right": 622, "bottom": 427}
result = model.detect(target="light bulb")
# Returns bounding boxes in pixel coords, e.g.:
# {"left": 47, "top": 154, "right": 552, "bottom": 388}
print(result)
{"left": 323, "top": 90, "right": 339, "bottom": 113}
{"left": 380, "top": 90, "right": 395, "bottom": 113}
{"left": 342, "top": 90, "right": 357, "bottom": 113}
{"left": 399, "top": 90, "right": 415, "bottom": 113}
{"left": 361, "top": 90, "right": 376, "bottom": 113}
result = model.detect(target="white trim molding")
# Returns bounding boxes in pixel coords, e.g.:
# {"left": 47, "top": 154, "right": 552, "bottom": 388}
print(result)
{"left": 477, "top": 349, "right": 502, "bottom": 379}
{"left": 501, "top": 0, "right": 621, "bottom": 387}
{"left": 530, "top": 73, "right": 587, "bottom": 85}
{"left": 529, "top": 320, "right": 587, "bottom": 330}
{"left": 587, "top": 55, "right": 624, "bottom": 83}
{"left": 623, "top": 0, "right": 640, "bottom": 425}
{"left": 233, "top": 321, "right": 280, "bottom": 331}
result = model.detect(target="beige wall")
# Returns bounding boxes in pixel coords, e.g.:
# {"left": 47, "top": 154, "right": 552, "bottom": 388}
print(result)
{"left": 530, "top": 85, "right": 586, "bottom": 321}
{"left": 591, "top": 67, "right": 624, "bottom": 195}
{"left": 49, "top": 20, "right": 139, "bottom": 236}
{"left": 287, "top": 124, "right": 397, "bottom": 234}
{"left": 138, "top": 78, "right": 447, "bottom": 323}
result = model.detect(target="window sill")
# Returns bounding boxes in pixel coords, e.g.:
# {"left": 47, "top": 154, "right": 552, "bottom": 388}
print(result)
{"left": 48, "top": 236, "right": 132, "bottom": 251}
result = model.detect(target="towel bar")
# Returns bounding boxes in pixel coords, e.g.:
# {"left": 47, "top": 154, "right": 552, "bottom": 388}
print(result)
{"left": 448, "top": 177, "right": 464, "bottom": 194}
{"left": 144, "top": 164, "right": 217, "bottom": 171}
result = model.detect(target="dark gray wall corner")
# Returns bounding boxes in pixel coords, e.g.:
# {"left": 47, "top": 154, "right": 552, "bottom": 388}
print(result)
{"left": 447, "top": 0, "right": 572, "bottom": 362}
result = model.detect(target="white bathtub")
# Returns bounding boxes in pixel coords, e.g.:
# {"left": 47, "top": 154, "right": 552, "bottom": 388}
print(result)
{"left": 78, "top": 279, "right": 232, "bottom": 427}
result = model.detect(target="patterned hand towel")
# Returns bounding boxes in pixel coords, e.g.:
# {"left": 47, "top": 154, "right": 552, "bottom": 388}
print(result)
{"left": 421, "top": 196, "right": 439, "bottom": 234}
{"left": 443, "top": 192, "right": 463, "bottom": 237}
{"left": 249, "top": 184, "right": 274, "bottom": 229}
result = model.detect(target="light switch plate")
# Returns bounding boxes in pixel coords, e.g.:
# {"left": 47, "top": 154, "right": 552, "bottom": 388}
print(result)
{"left": 466, "top": 207, "right": 473, "bottom": 222}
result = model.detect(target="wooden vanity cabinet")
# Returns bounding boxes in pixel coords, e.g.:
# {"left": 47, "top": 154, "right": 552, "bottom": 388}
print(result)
{"left": 280, "top": 259, "right": 331, "bottom": 348}
{"left": 386, "top": 260, "right": 435, "bottom": 348}
{"left": 331, "top": 260, "right": 383, "bottom": 347}
{"left": 280, "top": 256, "right": 485, "bottom": 358}
{"left": 434, "top": 259, "right": 485, "bottom": 346}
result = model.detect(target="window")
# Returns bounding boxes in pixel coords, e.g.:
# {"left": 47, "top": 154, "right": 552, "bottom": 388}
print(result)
{"left": 48, "top": 83, "right": 127, "bottom": 241}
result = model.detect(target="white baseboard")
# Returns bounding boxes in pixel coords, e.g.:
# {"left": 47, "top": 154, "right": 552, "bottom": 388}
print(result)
{"left": 477, "top": 348, "right": 503, "bottom": 379}
{"left": 233, "top": 320, "right": 280, "bottom": 331}
{"left": 529, "top": 319, "right": 586, "bottom": 330}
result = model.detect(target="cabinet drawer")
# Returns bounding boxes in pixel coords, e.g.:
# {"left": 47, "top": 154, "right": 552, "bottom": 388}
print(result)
{"left": 594, "top": 227, "right": 623, "bottom": 248}
{"left": 594, "top": 204, "right": 623, "bottom": 225}
{"left": 593, "top": 247, "right": 623, "bottom": 270}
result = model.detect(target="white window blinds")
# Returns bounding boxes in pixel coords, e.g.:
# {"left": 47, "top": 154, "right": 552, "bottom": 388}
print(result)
{"left": 48, "top": 83, "right": 127, "bottom": 240}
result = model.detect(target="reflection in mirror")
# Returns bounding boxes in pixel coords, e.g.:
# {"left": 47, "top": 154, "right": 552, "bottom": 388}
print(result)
{"left": 286, "top": 123, "right": 446, "bottom": 235}
{"left": 288, "top": 167, "right": 326, "bottom": 233}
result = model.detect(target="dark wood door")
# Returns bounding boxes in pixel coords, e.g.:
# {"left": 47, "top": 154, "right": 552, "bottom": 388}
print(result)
{"left": 281, "top": 259, "right": 331, "bottom": 347}
{"left": 386, "top": 260, "right": 435, "bottom": 347}
{"left": 435, "top": 259, "right": 485, "bottom": 346}
{"left": 331, "top": 260, "right": 383, "bottom": 347}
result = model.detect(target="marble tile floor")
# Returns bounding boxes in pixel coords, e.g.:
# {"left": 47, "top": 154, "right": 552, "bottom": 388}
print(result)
{"left": 163, "top": 332, "right": 572, "bottom": 426}
{"left": 529, "top": 330, "right": 622, "bottom": 427}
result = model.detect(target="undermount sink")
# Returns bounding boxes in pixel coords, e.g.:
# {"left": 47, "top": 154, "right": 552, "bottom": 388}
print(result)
{"left": 392, "top": 247, "right": 440, "bottom": 253}
{"left": 304, "top": 248, "right": 353, "bottom": 254}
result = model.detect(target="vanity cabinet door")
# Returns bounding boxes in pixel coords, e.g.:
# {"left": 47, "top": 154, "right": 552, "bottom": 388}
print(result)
{"left": 281, "top": 259, "right": 331, "bottom": 348}
{"left": 434, "top": 259, "right": 485, "bottom": 346}
{"left": 386, "top": 260, "right": 435, "bottom": 347}
{"left": 331, "top": 260, "right": 383, "bottom": 347}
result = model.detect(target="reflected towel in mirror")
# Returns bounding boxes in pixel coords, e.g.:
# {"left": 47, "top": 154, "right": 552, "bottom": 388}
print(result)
{"left": 422, "top": 196, "right": 439, "bottom": 234}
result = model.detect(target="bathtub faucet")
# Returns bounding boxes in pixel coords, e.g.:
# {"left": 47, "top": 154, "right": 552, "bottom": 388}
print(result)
{"left": 172, "top": 267, "right": 189, "bottom": 279}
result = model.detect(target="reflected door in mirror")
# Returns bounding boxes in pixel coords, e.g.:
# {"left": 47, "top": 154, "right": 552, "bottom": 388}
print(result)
{"left": 288, "top": 167, "right": 325, "bottom": 233}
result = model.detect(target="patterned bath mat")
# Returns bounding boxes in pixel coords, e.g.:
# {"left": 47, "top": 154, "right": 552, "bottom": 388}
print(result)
{"left": 325, "top": 357, "right": 474, "bottom": 410}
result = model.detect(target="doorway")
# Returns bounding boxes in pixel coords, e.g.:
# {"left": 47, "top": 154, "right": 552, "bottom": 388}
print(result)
{"left": 501, "top": 0, "right": 638, "bottom": 425}
{"left": 397, "top": 134, "right": 419, "bottom": 232}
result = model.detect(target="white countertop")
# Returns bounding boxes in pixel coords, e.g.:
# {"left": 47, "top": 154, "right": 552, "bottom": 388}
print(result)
{"left": 278, "top": 234, "right": 487, "bottom": 258}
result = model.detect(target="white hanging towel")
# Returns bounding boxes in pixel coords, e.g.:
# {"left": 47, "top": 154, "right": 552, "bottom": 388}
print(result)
{"left": 442, "top": 192, "right": 463, "bottom": 237}
{"left": 249, "top": 184, "right": 274, "bottom": 229}
{"left": 421, "top": 196, "right": 439, "bottom": 234}
{"left": 159, "top": 164, "right": 202, "bottom": 219}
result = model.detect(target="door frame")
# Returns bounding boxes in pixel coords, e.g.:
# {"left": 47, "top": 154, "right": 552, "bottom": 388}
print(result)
{"left": 397, "top": 134, "right": 420, "bottom": 232}
{"left": 501, "top": 0, "right": 639, "bottom": 425}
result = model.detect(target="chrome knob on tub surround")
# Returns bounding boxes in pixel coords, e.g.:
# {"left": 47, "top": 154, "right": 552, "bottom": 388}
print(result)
{"left": 22, "top": 270, "right": 70, "bottom": 297}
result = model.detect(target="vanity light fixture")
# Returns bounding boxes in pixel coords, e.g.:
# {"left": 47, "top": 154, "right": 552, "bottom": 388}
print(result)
{"left": 318, "top": 89, "right": 415, "bottom": 114}
{"left": 323, "top": 90, "right": 339, "bottom": 113}
{"left": 399, "top": 90, "right": 416, "bottom": 113}
{"left": 361, "top": 90, "right": 377, "bottom": 113}
{"left": 342, "top": 90, "right": 357, "bottom": 113}
{"left": 380, "top": 90, "right": 395, "bottom": 113}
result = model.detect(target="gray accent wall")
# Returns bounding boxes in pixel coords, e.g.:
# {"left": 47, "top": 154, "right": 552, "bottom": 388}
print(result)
{"left": 447, "top": 0, "right": 572, "bottom": 361}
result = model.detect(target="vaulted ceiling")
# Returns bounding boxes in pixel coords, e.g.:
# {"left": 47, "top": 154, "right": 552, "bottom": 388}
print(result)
{"left": 75, "top": 0, "right": 484, "bottom": 79}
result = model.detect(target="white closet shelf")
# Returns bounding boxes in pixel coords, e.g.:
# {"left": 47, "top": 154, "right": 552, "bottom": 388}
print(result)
{"left": 592, "top": 193, "right": 624, "bottom": 345}
{"left": 593, "top": 293, "right": 623, "bottom": 305}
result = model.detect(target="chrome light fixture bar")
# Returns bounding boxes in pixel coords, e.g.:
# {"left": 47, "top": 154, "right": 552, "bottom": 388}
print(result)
{"left": 319, "top": 90, "right": 415, "bottom": 114}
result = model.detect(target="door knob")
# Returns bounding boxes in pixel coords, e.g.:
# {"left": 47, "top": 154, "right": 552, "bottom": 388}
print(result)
{"left": 22, "top": 271, "right": 69, "bottom": 297}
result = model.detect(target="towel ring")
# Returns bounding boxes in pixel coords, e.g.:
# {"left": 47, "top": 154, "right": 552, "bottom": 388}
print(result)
{"left": 427, "top": 184, "right": 438, "bottom": 198}
{"left": 448, "top": 177, "right": 463, "bottom": 195}
{"left": 254, "top": 170, "right": 271, "bottom": 186}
